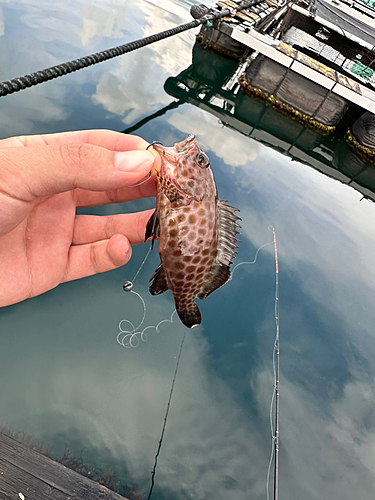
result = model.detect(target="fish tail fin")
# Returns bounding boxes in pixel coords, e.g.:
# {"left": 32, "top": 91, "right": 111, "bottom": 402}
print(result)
{"left": 176, "top": 300, "right": 201, "bottom": 329}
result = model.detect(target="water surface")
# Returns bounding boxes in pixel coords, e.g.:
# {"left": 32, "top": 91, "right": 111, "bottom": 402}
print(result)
{"left": 1, "top": 1, "right": 375, "bottom": 499}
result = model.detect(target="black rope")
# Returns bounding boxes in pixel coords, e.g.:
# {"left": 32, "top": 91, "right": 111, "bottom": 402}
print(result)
{"left": 122, "top": 100, "right": 182, "bottom": 135}
{"left": 273, "top": 47, "right": 298, "bottom": 96}
{"left": 311, "top": 70, "right": 339, "bottom": 119}
{"left": 0, "top": 0, "right": 263, "bottom": 98}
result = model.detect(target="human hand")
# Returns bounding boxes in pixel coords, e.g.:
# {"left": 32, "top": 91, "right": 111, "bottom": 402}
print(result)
{"left": 0, "top": 129, "right": 159, "bottom": 307}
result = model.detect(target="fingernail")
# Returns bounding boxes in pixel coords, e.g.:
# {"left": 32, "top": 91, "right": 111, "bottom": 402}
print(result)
{"left": 115, "top": 150, "right": 154, "bottom": 172}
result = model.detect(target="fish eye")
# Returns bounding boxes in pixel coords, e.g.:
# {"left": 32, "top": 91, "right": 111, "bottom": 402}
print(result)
{"left": 197, "top": 152, "right": 209, "bottom": 168}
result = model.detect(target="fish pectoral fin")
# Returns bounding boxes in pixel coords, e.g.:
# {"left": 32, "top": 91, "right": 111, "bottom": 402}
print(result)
{"left": 156, "top": 171, "right": 183, "bottom": 203}
{"left": 145, "top": 209, "right": 160, "bottom": 249}
{"left": 197, "top": 263, "right": 231, "bottom": 300}
{"left": 149, "top": 264, "right": 169, "bottom": 295}
{"left": 176, "top": 301, "right": 201, "bottom": 328}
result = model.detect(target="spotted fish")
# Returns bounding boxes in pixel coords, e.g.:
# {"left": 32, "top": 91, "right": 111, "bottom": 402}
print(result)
{"left": 145, "top": 135, "right": 240, "bottom": 328}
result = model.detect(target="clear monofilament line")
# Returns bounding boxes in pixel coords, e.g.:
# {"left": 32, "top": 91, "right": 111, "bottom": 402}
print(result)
{"left": 120, "top": 244, "right": 153, "bottom": 347}
{"left": 117, "top": 310, "right": 177, "bottom": 348}
{"left": 231, "top": 240, "right": 273, "bottom": 276}
{"left": 266, "top": 226, "right": 280, "bottom": 500}
{"left": 146, "top": 330, "right": 187, "bottom": 500}
{"left": 132, "top": 244, "right": 152, "bottom": 284}
{"left": 273, "top": 226, "right": 280, "bottom": 500}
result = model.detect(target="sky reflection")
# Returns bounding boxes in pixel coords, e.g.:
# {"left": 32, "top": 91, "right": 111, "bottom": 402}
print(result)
{"left": 0, "top": 1, "right": 375, "bottom": 499}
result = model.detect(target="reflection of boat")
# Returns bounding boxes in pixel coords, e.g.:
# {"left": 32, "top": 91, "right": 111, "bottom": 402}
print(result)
{"left": 162, "top": 39, "right": 375, "bottom": 201}
{"left": 164, "top": 44, "right": 375, "bottom": 200}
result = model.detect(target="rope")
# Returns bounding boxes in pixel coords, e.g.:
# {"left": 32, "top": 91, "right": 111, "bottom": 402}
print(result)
{"left": 272, "top": 46, "right": 298, "bottom": 96}
{"left": 0, "top": 0, "right": 264, "bottom": 98}
{"left": 311, "top": 70, "right": 339, "bottom": 119}
{"left": 122, "top": 100, "right": 182, "bottom": 135}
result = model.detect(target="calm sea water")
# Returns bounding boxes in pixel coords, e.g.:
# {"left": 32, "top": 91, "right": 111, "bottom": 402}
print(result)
{"left": 1, "top": 1, "right": 375, "bottom": 499}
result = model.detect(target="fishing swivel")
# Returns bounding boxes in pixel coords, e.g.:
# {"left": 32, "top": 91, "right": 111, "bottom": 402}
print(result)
{"left": 123, "top": 281, "right": 134, "bottom": 292}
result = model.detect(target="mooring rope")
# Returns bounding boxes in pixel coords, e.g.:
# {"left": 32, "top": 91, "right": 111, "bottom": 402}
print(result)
{"left": 0, "top": 0, "right": 264, "bottom": 98}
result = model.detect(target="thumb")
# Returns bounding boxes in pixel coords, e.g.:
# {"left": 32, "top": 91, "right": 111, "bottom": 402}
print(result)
{"left": 0, "top": 143, "right": 155, "bottom": 201}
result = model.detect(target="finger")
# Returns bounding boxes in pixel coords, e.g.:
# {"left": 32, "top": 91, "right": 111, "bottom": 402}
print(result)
{"left": 0, "top": 142, "right": 155, "bottom": 202}
{"left": 72, "top": 210, "right": 154, "bottom": 246}
{"left": 74, "top": 174, "right": 157, "bottom": 208}
{"left": 63, "top": 234, "right": 132, "bottom": 283}
{"left": 0, "top": 129, "right": 162, "bottom": 175}
{"left": 0, "top": 129, "right": 149, "bottom": 152}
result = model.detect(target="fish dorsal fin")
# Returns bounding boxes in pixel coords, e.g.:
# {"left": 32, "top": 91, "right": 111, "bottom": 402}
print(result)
{"left": 145, "top": 209, "right": 160, "bottom": 249}
{"left": 149, "top": 264, "right": 169, "bottom": 295}
{"left": 215, "top": 200, "right": 241, "bottom": 267}
{"left": 197, "top": 200, "right": 240, "bottom": 300}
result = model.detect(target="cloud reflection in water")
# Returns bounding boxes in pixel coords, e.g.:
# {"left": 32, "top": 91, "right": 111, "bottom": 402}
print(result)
{"left": 0, "top": 0, "right": 375, "bottom": 499}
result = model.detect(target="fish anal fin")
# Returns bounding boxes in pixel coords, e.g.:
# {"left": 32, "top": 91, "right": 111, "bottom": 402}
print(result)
{"left": 149, "top": 264, "right": 169, "bottom": 295}
{"left": 197, "top": 263, "right": 231, "bottom": 300}
{"left": 176, "top": 300, "right": 201, "bottom": 328}
{"left": 156, "top": 171, "right": 183, "bottom": 203}
{"left": 145, "top": 209, "right": 160, "bottom": 249}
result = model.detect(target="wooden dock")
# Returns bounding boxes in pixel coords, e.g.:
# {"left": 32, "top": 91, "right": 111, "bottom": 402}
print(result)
{"left": 0, "top": 432, "right": 127, "bottom": 500}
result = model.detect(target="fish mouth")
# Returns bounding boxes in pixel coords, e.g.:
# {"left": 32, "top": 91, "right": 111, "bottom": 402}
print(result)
{"left": 174, "top": 135, "right": 196, "bottom": 154}
{"left": 149, "top": 135, "right": 196, "bottom": 157}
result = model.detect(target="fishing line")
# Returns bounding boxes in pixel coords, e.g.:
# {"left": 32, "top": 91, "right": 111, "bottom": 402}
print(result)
{"left": 146, "top": 329, "right": 187, "bottom": 500}
{"left": 117, "top": 310, "right": 177, "bottom": 348}
{"left": 131, "top": 244, "right": 153, "bottom": 283}
{"left": 230, "top": 239, "right": 273, "bottom": 277}
{"left": 127, "top": 169, "right": 155, "bottom": 188}
{"left": 226, "top": 227, "right": 280, "bottom": 500}
{"left": 143, "top": 228, "right": 279, "bottom": 499}
{"left": 119, "top": 243, "right": 186, "bottom": 500}
{"left": 266, "top": 225, "right": 280, "bottom": 500}
{"left": 119, "top": 244, "right": 179, "bottom": 348}
{"left": 120, "top": 232, "right": 275, "bottom": 348}
{"left": 119, "top": 227, "right": 279, "bottom": 500}
{"left": 266, "top": 387, "right": 276, "bottom": 500}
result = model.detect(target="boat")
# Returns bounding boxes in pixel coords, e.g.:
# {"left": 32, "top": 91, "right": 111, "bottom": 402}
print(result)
{"left": 190, "top": 0, "right": 375, "bottom": 161}
{"left": 162, "top": 11, "right": 375, "bottom": 202}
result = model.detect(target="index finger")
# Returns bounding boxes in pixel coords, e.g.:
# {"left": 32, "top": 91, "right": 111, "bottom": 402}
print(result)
{"left": 0, "top": 129, "right": 149, "bottom": 152}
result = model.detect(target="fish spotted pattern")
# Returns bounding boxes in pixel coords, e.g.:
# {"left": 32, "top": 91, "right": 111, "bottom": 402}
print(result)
{"left": 145, "top": 135, "right": 240, "bottom": 328}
